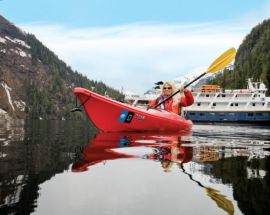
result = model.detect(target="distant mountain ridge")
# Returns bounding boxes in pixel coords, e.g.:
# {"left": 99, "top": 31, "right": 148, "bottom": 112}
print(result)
{"left": 142, "top": 66, "right": 231, "bottom": 96}
{"left": 0, "top": 15, "right": 124, "bottom": 120}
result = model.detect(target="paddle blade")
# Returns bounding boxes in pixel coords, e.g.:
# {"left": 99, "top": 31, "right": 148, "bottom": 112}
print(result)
{"left": 207, "top": 47, "right": 236, "bottom": 74}
{"left": 205, "top": 187, "right": 234, "bottom": 215}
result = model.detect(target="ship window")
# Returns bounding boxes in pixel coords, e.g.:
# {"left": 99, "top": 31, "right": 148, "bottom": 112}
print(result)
{"left": 230, "top": 103, "right": 233, "bottom": 106}
{"left": 213, "top": 103, "right": 216, "bottom": 106}
{"left": 262, "top": 103, "right": 265, "bottom": 106}
{"left": 206, "top": 94, "right": 209, "bottom": 97}
{"left": 197, "top": 103, "right": 201, "bottom": 106}
{"left": 200, "top": 113, "right": 204, "bottom": 116}
{"left": 235, "top": 103, "right": 238, "bottom": 106}
{"left": 209, "top": 113, "right": 215, "bottom": 116}
{"left": 190, "top": 113, "right": 195, "bottom": 116}
{"left": 252, "top": 103, "right": 255, "bottom": 106}
{"left": 222, "top": 94, "right": 226, "bottom": 97}
{"left": 217, "top": 94, "right": 220, "bottom": 97}
{"left": 248, "top": 113, "right": 254, "bottom": 116}
{"left": 256, "top": 113, "right": 262, "bottom": 116}
{"left": 219, "top": 113, "right": 225, "bottom": 116}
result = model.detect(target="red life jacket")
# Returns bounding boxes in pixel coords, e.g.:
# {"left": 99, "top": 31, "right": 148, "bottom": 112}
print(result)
{"left": 149, "top": 90, "right": 194, "bottom": 115}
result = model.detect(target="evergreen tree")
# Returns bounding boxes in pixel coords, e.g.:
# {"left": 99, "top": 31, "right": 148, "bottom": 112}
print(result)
{"left": 208, "top": 19, "right": 270, "bottom": 95}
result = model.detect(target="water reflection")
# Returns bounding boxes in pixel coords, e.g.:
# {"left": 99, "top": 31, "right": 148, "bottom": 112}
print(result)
{"left": 73, "top": 131, "right": 236, "bottom": 215}
{"left": 180, "top": 162, "right": 234, "bottom": 215}
{"left": 187, "top": 125, "right": 270, "bottom": 215}
{"left": 71, "top": 125, "right": 270, "bottom": 215}
{"left": 72, "top": 131, "right": 192, "bottom": 173}
{"left": 0, "top": 120, "right": 97, "bottom": 214}
{"left": 0, "top": 121, "right": 269, "bottom": 215}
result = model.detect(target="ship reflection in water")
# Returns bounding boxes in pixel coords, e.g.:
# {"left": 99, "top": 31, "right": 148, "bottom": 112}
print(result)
{"left": 0, "top": 121, "right": 270, "bottom": 215}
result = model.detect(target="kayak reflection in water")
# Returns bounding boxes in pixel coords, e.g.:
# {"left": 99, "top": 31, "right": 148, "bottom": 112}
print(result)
{"left": 72, "top": 131, "right": 192, "bottom": 172}
{"left": 148, "top": 81, "right": 194, "bottom": 115}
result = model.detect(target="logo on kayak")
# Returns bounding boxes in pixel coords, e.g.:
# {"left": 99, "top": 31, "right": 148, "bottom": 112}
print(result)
{"left": 118, "top": 110, "right": 134, "bottom": 123}
{"left": 134, "top": 113, "right": 145, "bottom": 121}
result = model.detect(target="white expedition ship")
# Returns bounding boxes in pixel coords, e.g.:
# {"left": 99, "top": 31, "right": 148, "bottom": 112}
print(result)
{"left": 125, "top": 79, "right": 270, "bottom": 123}
{"left": 184, "top": 79, "right": 270, "bottom": 123}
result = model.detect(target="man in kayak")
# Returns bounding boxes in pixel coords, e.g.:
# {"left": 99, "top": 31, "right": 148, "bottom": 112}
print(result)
{"left": 148, "top": 81, "right": 194, "bottom": 115}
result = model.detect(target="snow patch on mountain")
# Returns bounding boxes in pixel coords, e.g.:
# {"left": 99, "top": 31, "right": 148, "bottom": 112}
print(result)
{"left": 173, "top": 67, "right": 207, "bottom": 88}
{"left": 14, "top": 100, "right": 26, "bottom": 112}
{"left": 10, "top": 48, "right": 31, "bottom": 58}
{"left": 0, "top": 108, "right": 7, "bottom": 115}
{"left": 4, "top": 36, "right": 31, "bottom": 49}
{"left": 1, "top": 81, "right": 15, "bottom": 111}
{"left": 0, "top": 37, "right": 6, "bottom": 44}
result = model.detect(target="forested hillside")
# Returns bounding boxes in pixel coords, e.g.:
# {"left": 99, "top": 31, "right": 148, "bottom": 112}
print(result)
{"left": 0, "top": 15, "right": 124, "bottom": 120}
{"left": 25, "top": 34, "right": 124, "bottom": 119}
{"left": 208, "top": 19, "right": 270, "bottom": 94}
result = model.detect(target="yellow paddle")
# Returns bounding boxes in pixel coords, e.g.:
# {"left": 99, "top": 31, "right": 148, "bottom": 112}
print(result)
{"left": 153, "top": 47, "right": 236, "bottom": 109}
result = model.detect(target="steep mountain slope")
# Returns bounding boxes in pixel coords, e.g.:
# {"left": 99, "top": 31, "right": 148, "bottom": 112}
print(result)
{"left": 208, "top": 19, "right": 270, "bottom": 93}
{"left": 0, "top": 15, "right": 124, "bottom": 120}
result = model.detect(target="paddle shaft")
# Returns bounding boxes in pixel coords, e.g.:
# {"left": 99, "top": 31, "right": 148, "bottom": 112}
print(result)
{"left": 152, "top": 72, "right": 206, "bottom": 109}
{"left": 151, "top": 47, "right": 236, "bottom": 109}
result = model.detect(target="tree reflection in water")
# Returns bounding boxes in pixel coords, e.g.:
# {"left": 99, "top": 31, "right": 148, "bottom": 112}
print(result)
{"left": 0, "top": 119, "right": 96, "bottom": 214}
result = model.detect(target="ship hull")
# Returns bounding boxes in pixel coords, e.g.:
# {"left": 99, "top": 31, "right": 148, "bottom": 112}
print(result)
{"left": 185, "top": 111, "right": 270, "bottom": 123}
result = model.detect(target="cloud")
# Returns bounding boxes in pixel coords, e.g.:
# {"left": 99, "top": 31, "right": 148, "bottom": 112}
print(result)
{"left": 20, "top": 21, "right": 254, "bottom": 94}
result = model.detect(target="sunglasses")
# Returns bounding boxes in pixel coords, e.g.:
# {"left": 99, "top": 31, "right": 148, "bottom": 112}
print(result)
{"left": 163, "top": 87, "right": 172, "bottom": 90}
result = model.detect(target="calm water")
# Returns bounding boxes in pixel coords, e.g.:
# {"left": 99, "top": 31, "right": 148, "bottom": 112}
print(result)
{"left": 0, "top": 120, "right": 269, "bottom": 215}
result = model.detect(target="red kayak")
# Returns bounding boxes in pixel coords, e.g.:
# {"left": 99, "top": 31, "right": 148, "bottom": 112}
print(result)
{"left": 73, "top": 88, "right": 193, "bottom": 132}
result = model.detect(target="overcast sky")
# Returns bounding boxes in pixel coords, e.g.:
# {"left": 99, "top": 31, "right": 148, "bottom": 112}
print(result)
{"left": 1, "top": 0, "right": 270, "bottom": 93}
